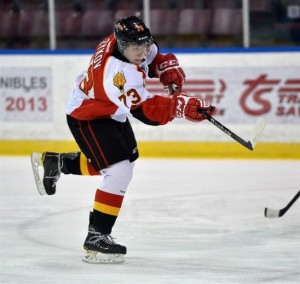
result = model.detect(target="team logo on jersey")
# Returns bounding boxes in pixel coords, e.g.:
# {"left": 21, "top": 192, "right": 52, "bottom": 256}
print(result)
{"left": 113, "top": 71, "right": 126, "bottom": 93}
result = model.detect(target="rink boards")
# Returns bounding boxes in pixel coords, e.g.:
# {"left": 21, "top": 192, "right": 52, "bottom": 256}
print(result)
{"left": 0, "top": 49, "right": 299, "bottom": 159}
{"left": 0, "top": 140, "right": 299, "bottom": 159}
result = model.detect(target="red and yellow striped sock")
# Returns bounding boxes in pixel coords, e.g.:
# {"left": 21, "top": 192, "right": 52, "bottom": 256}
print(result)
{"left": 92, "top": 189, "right": 124, "bottom": 234}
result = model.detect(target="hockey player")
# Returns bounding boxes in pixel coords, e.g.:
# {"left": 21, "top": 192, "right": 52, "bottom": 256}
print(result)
{"left": 31, "top": 16, "right": 215, "bottom": 263}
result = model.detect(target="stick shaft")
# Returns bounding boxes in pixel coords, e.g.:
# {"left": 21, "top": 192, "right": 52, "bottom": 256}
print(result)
{"left": 170, "top": 84, "right": 260, "bottom": 151}
{"left": 281, "top": 190, "right": 300, "bottom": 215}
{"left": 199, "top": 110, "right": 253, "bottom": 150}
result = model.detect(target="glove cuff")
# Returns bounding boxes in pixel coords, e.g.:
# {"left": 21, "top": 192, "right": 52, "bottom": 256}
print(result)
{"left": 169, "top": 93, "right": 188, "bottom": 118}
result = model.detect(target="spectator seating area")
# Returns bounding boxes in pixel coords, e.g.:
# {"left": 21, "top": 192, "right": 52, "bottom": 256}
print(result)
{"left": 0, "top": 0, "right": 299, "bottom": 49}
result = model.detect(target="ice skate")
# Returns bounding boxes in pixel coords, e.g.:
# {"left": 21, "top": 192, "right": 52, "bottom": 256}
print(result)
{"left": 83, "top": 224, "right": 126, "bottom": 264}
{"left": 31, "top": 151, "right": 77, "bottom": 195}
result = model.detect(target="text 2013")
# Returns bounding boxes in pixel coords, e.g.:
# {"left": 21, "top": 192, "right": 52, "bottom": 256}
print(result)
{"left": 5, "top": 96, "right": 47, "bottom": 112}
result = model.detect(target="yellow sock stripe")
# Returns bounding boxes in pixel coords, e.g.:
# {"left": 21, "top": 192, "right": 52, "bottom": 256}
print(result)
{"left": 79, "top": 153, "right": 90, "bottom": 176}
{"left": 94, "top": 201, "right": 120, "bottom": 216}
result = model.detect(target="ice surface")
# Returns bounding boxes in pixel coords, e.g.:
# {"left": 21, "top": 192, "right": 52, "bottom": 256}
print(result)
{"left": 0, "top": 157, "right": 299, "bottom": 284}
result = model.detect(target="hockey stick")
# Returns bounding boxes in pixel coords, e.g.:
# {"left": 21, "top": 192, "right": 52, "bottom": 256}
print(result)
{"left": 170, "top": 84, "right": 265, "bottom": 151}
{"left": 264, "top": 190, "right": 300, "bottom": 218}
{"left": 198, "top": 110, "right": 265, "bottom": 151}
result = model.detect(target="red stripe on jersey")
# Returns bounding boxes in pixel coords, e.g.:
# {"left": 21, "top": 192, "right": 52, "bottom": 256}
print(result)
{"left": 70, "top": 99, "right": 118, "bottom": 120}
{"left": 93, "top": 34, "right": 116, "bottom": 103}
{"left": 95, "top": 189, "right": 124, "bottom": 208}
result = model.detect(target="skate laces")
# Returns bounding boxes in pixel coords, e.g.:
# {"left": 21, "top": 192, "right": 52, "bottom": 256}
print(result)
{"left": 87, "top": 228, "right": 117, "bottom": 246}
{"left": 43, "top": 154, "right": 62, "bottom": 186}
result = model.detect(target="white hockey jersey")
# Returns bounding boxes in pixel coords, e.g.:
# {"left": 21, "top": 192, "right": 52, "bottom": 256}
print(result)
{"left": 66, "top": 34, "right": 172, "bottom": 125}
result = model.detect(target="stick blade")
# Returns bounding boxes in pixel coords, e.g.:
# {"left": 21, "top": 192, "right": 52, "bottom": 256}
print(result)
{"left": 264, "top": 207, "right": 281, "bottom": 218}
{"left": 249, "top": 117, "right": 266, "bottom": 148}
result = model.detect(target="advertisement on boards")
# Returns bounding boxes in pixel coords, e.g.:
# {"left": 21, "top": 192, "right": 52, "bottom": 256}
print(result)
{"left": 147, "top": 67, "right": 300, "bottom": 124}
{"left": 0, "top": 67, "right": 52, "bottom": 122}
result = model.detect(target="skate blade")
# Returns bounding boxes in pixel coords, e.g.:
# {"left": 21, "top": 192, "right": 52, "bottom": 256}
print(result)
{"left": 82, "top": 250, "right": 125, "bottom": 264}
{"left": 31, "top": 152, "right": 46, "bottom": 196}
